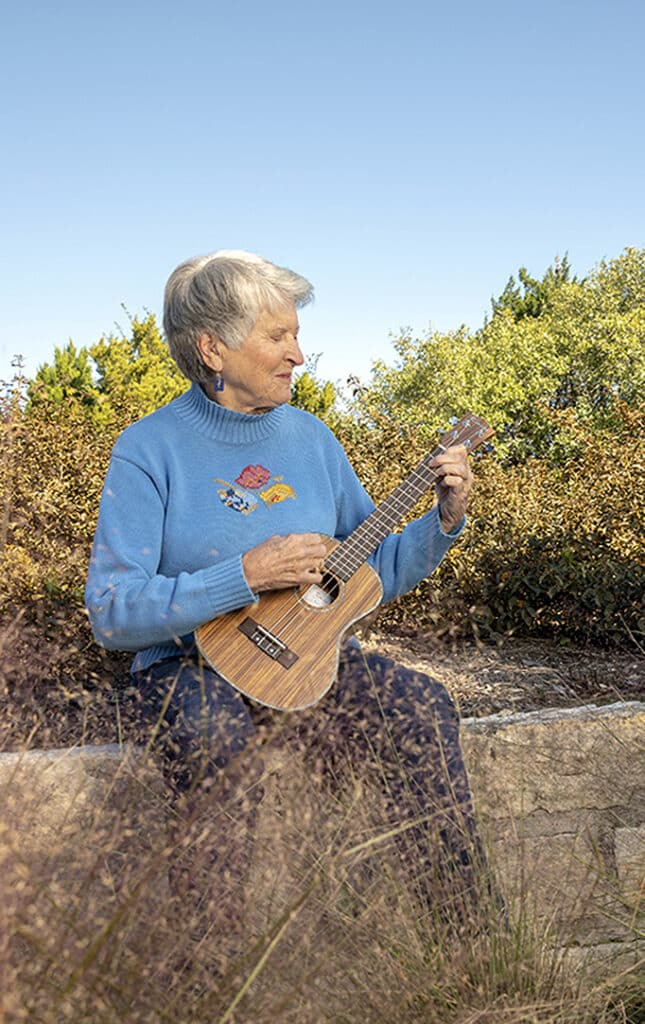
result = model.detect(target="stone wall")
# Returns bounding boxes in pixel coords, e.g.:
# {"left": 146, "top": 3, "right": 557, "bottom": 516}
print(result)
{"left": 2, "top": 701, "right": 643, "bottom": 976}
{"left": 461, "top": 701, "right": 644, "bottom": 972}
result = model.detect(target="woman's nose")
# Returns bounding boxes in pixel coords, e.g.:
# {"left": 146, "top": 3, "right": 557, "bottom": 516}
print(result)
{"left": 286, "top": 336, "right": 304, "bottom": 365}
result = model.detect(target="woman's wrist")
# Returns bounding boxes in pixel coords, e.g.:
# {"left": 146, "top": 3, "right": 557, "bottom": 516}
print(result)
{"left": 439, "top": 506, "right": 466, "bottom": 535}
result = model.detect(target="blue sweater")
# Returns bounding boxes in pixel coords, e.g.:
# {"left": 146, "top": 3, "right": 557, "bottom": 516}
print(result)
{"left": 85, "top": 384, "right": 464, "bottom": 672}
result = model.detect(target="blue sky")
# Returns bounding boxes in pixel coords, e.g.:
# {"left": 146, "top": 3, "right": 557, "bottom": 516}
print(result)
{"left": 1, "top": 0, "right": 643, "bottom": 390}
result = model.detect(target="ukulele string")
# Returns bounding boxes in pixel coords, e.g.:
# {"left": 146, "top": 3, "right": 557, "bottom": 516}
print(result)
{"left": 259, "top": 575, "right": 334, "bottom": 639}
{"left": 275, "top": 603, "right": 319, "bottom": 645}
{"left": 330, "top": 466, "right": 438, "bottom": 579}
{"left": 265, "top": 474, "right": 430, "bottom": 644}
{"left": 261, "top": 464, "right": 435, "bottom": 643}
{"left": 260, "top": 533, "right": 348, "bottom": 642}
{"left": 329, "top": 419, "right": 487, "bottom": 579}
{"left": 259, "top": 590, "right": 327, "bottom": 648}
{"left": 260, "top": 557, "right": 347, "bottom": 644}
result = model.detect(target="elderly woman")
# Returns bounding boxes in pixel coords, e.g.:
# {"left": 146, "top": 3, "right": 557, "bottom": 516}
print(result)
{"left": 85, "top": 250, "right": 485, "bottom": 915}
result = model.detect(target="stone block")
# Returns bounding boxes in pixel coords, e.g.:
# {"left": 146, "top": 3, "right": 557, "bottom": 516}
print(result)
{"left": 461, "top": 702, "right": 645, "bottom": 945}
{"left": 614, "top": 824, "right": 645, "bottom": 907}
{"left": 0, "top": 744, "right": 169, "bottom": 921}
{"left": 560, "top": 939, "right": 645, "bottom": 979}
{"left": 462, "top": 702, "right": 645, "bottom": 820}
{"left": 488, "top": 827, "right": 630, "bottom": 943}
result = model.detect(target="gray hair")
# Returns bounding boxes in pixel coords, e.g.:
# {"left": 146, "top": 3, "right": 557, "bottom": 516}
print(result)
{"left": 163, "top": 249, "right": 314, "bottom": 384}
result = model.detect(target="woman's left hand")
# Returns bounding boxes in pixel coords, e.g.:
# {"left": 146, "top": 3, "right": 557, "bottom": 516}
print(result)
{"left": 431, "top": 444, "right": 473, "bottom": 533}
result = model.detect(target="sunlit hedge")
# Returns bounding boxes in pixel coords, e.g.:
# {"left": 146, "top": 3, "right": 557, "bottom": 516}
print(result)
{"left": 335, "top": 401, "right": 644, "bottom": 646}
{"left": 1, "top": 250, "right": 643, "bottom": 722}
{"left": 1, "top": 387, "right": 642, "bottom": 702}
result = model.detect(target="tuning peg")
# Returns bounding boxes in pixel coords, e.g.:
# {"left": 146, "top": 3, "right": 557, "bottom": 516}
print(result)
{"left": 438, "top": 416, "right": 459, "bottom": 435}
{"left": 472, "top": 441, "right": 495, "bottom": 460}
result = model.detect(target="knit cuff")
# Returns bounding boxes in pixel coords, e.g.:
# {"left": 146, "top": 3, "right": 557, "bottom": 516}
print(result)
{"left": 438, "top": 513, "right": 467, "bottom": 538}
{"left": 202, "top": 556, "right": 257, "bottom": 616}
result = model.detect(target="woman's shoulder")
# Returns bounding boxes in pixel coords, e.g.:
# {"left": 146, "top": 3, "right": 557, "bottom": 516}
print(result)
{"left": 111, "top": 397, "right": 183, "bottom": 458}
{"left": 283, "top": 403, "right": 338, "bottom": 440}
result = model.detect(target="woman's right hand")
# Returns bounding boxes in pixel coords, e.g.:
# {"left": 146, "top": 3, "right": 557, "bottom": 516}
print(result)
{"left": 241, "top": 533, "right": 328, "bottom": 593}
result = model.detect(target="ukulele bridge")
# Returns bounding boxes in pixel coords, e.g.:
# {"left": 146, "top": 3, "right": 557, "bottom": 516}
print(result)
{"left": 237, "top": 617, "right": 299, "bottom": 669}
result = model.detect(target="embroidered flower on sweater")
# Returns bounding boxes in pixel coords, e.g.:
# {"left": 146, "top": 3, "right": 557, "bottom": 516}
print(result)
{"left": 236, "top": 465, "right": 271, "bottom": 489}
{"left": 259, "top": 482, "right": 296, "bottom": 505}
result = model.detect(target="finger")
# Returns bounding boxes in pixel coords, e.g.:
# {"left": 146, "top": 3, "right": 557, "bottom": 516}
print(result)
{"left": 434, "top": 460, "right": 470, "bottom": 479}
{"left": 292, "top": 564, "right": 324, "bottom": 587}
{"left": 436, "top": 476, "right": 468, "bottom": 492}
{"left": 431, "top": 444, "right": 468, "bottom": 463}
{"left": 295, "top": 539, "right": 328, "bottom": 561}
{"left": 284, "top": 537, "right": 326, "bottom": 573}
{"left": 288, "top": 532, "right": 326, "bottom": 551}
{"left": 434, "top": 459, "right": 468, "bottom": 474}
{"left": 304, "top": 552, "right": 327, "bottom": 575}
{"left": 432, "top": 456, "right": 469, "bottom": 476}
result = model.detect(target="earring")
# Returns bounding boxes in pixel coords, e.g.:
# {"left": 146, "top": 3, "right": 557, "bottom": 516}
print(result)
{"left": 213, "top": 372, "right": 224, "bottom": 392}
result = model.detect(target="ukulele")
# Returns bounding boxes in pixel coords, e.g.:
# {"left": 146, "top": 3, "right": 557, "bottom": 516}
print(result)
{"left": 196, "top": 414, "right": 493, "bottom": 710}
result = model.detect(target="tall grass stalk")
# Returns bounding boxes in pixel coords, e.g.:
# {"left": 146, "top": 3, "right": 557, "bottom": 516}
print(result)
{"left": 2, "top": 727, "right": 642, "bottom": 1024}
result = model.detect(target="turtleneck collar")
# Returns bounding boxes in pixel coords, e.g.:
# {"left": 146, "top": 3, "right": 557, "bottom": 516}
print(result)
{"left": 171, "top": 383, "right": 287, "bottom": 444}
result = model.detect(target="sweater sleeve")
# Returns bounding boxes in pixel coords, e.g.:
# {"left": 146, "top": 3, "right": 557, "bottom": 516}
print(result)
{"left": 370, "top": 505, "right": 465, "bottom": 602}
{"left": 85, "top": 455, "right": 256, "bottom": 652}
{"left": 332, "top": 442, "right": 465, "bottom": 604}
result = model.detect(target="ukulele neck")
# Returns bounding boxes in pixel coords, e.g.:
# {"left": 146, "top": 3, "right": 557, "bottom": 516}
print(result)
{"left": 325, "top": 414, "right": 493, "bottom": 582}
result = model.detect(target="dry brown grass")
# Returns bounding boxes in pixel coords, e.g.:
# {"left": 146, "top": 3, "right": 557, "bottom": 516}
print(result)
{"left": 1, "top": 733, "right": 642, "bottom": 1024}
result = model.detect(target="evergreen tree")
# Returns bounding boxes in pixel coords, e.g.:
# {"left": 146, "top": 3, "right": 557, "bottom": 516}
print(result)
{"left": 491, "top": 254, "right": 577, "bottom": 320}
{"left": 28, "top": 314, "right": 188, "bottom": 426}
{"left": 29, "top": 341, "right": 102, "bottom": 413}
{"left": 355, "top": 248, "right": 644, "bottom": 462}
{"left": 291, "top": 364, "right": 337, "bottom": 420}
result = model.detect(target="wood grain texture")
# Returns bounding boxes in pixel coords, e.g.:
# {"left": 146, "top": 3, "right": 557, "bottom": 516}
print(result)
{"left": 196, "top": 539, "right": 383, "bottom": 710}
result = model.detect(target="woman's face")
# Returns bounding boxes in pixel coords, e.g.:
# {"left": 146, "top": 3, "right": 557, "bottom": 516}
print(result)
{"left": 202, "top": 301, "right": 304, "bottom": 414}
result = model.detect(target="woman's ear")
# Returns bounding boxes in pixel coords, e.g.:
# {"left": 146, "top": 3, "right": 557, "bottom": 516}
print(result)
{"left": 197, "top": 332, "right": 224, "bottom": 372}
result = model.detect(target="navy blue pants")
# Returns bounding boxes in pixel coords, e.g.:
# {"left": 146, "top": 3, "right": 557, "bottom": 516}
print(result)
{"left": 133, "top": 644, "right": 486, "bottom": 906}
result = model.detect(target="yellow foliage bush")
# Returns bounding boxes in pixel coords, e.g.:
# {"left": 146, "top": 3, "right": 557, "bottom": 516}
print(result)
{"left": 357, "top": 402, "right": 644, "bottom": 645}
{"left": 0, "top": 375, "right": 642, "bottom": 740}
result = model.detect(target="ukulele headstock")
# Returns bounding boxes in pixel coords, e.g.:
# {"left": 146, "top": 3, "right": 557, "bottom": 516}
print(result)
{"left": 439, "top": 414, "right": 495, "bottom": 453}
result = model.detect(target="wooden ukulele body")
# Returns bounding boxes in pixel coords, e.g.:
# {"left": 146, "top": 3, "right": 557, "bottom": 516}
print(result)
{"left": 196, "top": 538, "right": 383, "bottom": 710}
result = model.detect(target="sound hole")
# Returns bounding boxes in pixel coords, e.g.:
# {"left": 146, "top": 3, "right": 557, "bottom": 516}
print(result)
{"left": 301, "top": 571, "right": 341, "bottom": 609}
